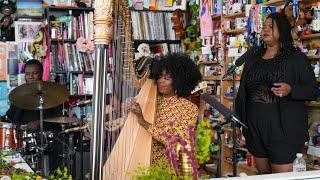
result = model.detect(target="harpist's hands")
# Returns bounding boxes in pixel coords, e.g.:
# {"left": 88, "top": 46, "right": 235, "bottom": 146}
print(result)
{"left": 26, "top": 120, "right": 40, "bottom": 131}
{"left": 129, "top": 101, "right": 143, "bottom": 119}
{"left": 129, "top": 101, "right": 150, "bottom": 130}
{"left": 271, "top": 82, "right": 291, "bottom": 97}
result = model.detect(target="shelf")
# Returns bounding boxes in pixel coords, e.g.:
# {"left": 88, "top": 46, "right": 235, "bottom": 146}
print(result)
{"left": 212, "top": 14, "right": 221, "bottom": 20}
{"left": 308, "top": 56, "right": 320, "bottom": 61}
{"left": 223, "top": 95, "right": 234, "bottom": 100}
{"left": 203, "top": 76, "right": 221, "bottom": 81}
{"left": 307, "top": 164, "right": 320, "bottom": 171}
{"left": 51, "top": 39, "right": 77, "bottom": 43}
{"left": 44, "top": 6, "right": 94, "bottom": 11}
{"left": 223, "top": 143, "right": 247, "bottom": 152}
{"left": 237, "top": 147, "right": 248, "bottom": 152}
{"left": 16, "top": 15, "right": 43, "bottom": 19}
{"left": 55, "top": 71, "right": 93, "bottom": 74}
{"left": 300, "top": 33, "right": 320, "bottom": 40}
{"left": 222, "top": 76, "right": 241, "bottom": 81}
{"left": 198, "top": 61, "right": 219, "bottom": 65}
{"left": 69, "top": 94, "right": 93, "bottom": 98}
{"left": 70, "top": 71, "right": 93, "bottom": 74}
{"left": 133, "top": 39, "right": 181, "bottom": 44}
{"left": 222, "top": 12, "right": 246, "bottom": 19}
{"left": 224, "top": 159, "right": 258, "bottom": 173}
{"left": 204, "top": 163, "right": 217, "bottom": 173}
{"left": 237, "top": 163, "right": 258, "bottom": 173}
{"left": 307, "top": 101, "right": 320, "bottom": 108}
{"left": 129, "top": 8, "right": 183, "bottom": 12}
{"left": 211, "top": 154, "right": 218, "bottom": 160}
{"left": 223, "top": 28, "right": 247, "bottom": 34}
{"left": 262, "top": 0, "right": 285, "bottom": 6}
{"left": 222, "top": 127, "right": 232, "bottom": 132}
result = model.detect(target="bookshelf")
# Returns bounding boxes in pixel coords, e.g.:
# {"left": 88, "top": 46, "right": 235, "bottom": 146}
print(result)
{"left": 44, "top": 6, "right": 94, "bottom": 97}
{"left": 130, "top": 7, "right": 184, "bottom": 56}
{"left": 132, "top": 40, "right": 181, "bottom": 44}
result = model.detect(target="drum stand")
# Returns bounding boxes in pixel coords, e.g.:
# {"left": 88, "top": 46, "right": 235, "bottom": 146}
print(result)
{"left": 61, "top": 124, "right": 66, "bottom": 167}
{"left": 37, "top": 93, "right": 45, "bottom": 176}
{"left": 79, "top": 106, "right": 86, "bottom": 180}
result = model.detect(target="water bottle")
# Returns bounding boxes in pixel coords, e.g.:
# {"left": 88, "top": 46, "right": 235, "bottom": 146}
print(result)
{"left": 292, "top": 153, "right": 306, "bottom": 172}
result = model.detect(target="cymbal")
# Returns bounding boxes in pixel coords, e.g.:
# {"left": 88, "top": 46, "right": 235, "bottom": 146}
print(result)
{"left": 44, "top": 116, "right": 80, "bottom": 124}
{"left": 9, "top": 81, "right": 69, "bottom": 110}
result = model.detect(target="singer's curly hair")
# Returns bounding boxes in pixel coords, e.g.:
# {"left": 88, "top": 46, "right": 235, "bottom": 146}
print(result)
{"left": 150, "top": 53, "right": 202, "bottom": 98}
{"left": 258, "top": 12, "right": 298, "bottom": 60}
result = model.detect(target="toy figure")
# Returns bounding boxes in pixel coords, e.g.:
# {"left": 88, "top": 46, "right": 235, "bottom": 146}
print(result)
{"left": 313, "top": 124, "right": 320, "bottom": 146}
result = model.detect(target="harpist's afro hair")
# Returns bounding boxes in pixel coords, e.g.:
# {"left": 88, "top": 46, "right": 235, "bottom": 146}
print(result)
{"left": 150, "top": 53, "right": 202, "bottom": 97}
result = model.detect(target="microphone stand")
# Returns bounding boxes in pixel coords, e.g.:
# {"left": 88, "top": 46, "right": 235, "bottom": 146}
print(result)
{"left": 232, "top": 72, "right": 237, "bottom": 177}
{"left": 212, "top": 120, "right": 229, "bottom": 178}
{"left": 221, "top": 65, "right": 238, "bottom": 177}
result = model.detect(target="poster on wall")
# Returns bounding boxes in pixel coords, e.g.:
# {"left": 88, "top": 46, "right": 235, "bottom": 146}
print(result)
{"left": 0, "top": 42, "right": 7, "bottom": 81}
{"left": 14, "top": 21, "right": 42, "bottom": 42}
{"left": 16, "top": 0, "right": 43, "bottom": 17}
{"left": 0, "top": 82, "right": 8, "bottom": 116}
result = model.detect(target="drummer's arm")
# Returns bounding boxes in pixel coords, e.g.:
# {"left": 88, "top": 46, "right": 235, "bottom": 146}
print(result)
{"left": 26, "top": 120, "right": 40, "bottom": 131}
{"left": 46, "top": 104, "right": 63, "bottom": 118}
{"left": 3, "top": 105, "right": 19, "bottom": 123}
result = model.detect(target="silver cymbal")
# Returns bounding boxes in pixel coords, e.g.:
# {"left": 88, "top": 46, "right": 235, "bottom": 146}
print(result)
{"left": 44, "top": 116, "right": 80, "bottom": 124}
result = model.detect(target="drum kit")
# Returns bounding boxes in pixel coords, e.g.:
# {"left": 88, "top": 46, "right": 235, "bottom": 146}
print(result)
{"left": 0, "top": 81, "right": 89, "bottom": 176}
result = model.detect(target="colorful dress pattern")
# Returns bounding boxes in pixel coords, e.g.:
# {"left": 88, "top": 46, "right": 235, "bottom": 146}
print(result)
{"left": 147, "top": 95, "right": 198, "bottom": 166}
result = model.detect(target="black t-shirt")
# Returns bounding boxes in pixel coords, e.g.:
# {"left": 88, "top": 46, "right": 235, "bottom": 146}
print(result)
{"left": 4, "top": 105, "right": 63, "bottom": 131}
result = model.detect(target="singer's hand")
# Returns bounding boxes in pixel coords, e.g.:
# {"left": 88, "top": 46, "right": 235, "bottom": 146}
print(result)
{"left": 236, "top": 127, "right": 245, "bottom": 147}
{"left": 271, "top": 82, "right": 291, "bottom": 97}
{"left": 129, "top": 101, "right": 150, "bottom": 130}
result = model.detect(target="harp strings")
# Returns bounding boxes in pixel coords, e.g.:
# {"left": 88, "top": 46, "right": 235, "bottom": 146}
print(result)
{"left": 106, "top": 0, "right": 136, "bottom": 179}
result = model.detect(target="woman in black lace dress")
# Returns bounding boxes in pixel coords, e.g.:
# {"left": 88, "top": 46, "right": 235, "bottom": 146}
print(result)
{"left": 235, "top": 12, "right": 319, "bottom": 174}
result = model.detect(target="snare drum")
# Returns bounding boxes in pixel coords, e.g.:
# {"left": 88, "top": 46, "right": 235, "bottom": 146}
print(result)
{"left": 0, "top": 122, "right": 18, "bottom": 151}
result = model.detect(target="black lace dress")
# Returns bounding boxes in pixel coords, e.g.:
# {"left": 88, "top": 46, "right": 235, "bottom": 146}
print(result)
{"left": 244, "top": 57, "right": 302, "bottom": 164}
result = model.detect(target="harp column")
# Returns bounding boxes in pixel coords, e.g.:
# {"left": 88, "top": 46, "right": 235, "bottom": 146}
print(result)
{"left": 90, "top": 0, "right": 113, "bottom": 179}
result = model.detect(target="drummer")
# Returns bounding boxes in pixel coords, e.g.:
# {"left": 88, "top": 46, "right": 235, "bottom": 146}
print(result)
{"left": 1, "top": 59, "right": 63, "bottom": 171}
{"left": 3, "top": 60, "right": 62, "bottom": 130}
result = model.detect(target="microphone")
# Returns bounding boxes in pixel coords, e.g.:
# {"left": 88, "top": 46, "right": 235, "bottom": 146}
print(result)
{"left": 201, "top": 93, "right": 247, "bottom": 129}
{"left": 76, "top": 99, "right": 93, "bottom": 107}
{"left": 222, "top": 46, "right": 259, "bottom": 80}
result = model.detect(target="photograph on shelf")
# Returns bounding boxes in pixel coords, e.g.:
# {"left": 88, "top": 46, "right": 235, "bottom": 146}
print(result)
{"left": 14, "top": 21, "right": 42, "bottom": 42}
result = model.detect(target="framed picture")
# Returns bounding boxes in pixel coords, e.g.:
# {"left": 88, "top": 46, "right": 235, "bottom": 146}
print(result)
{"left": 14, "top": 21, "right": 42, "bottom": 42}
{"left": 16, "top": 0, "right": 43, "bottom": 17}
{"left": 0, "top": 42, "right": 6, "bottom": 81}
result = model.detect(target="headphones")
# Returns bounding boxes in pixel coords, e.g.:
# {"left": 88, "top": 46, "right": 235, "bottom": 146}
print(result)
{"left": 0, "top": 0, "right": 16, "bottom": 15}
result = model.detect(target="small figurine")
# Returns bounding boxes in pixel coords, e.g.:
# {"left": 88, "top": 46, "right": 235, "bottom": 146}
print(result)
{"left": 313, "top": 124, "right": 320, "bottom": 146}
{"left": 136, "top": 43, "right": 151, "bottom": 59}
